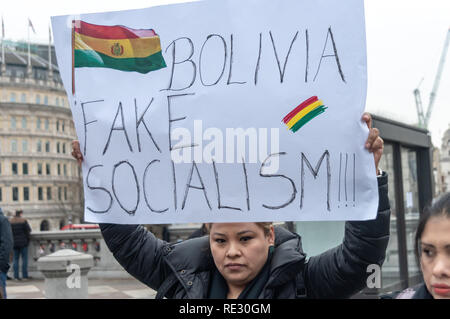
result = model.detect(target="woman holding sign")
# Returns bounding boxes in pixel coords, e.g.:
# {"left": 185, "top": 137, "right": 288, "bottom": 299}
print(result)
{"left": 72, "top": 113, "right": 390, "bottom": 299}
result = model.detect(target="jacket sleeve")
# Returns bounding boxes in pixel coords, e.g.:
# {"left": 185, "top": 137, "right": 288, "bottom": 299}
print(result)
{"left": 25, "top": 221, "right": 31, "bottom": 237}
{"left": 0, "top": 219, "right": 14, "bottom": 273}
{"left": 100, "top": 223, "right": 170, "bottom": 290}
{"left": 304, "top": 172, "right": 391, "bottom": 298}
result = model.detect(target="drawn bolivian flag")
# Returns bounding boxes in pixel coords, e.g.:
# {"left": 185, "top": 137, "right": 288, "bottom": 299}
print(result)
{"left": 282, "top": 96, "right": 327, "bottom": 133}
{"left": 73, "top": 20, "right": 166, "bottom": 74}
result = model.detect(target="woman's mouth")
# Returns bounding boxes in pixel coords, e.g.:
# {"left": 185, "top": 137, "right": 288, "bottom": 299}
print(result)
{"left": 432, "top": 284, "right": 450, "bottom": 296}
{"left": 225, "top": 263, "right": 245, "bottom": 271}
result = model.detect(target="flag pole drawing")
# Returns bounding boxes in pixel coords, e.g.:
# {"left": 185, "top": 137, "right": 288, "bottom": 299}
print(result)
{"left": 282, "top": 96, "right": 328, "bottom": 133}
{"left": 72, "top": 20, "right": 75, "bottom": 95}
{"left": 71, "top": 20, "right": 166, "bottom": 95}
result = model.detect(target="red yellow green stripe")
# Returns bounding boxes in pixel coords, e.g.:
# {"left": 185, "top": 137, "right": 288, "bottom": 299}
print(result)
{"left": 283, "top": 96, "right": 318, "bottom": 123}
{"left": 74, "top": 50, "right": 166, "bottom": 74}
{"left": 282, "top": 96, "right": 327, "bottom": 133}
{"left": 73, "top": 20, "right": 166, "bottom": 74}
{"left": 74, "top": 20, "right": 156, "bottom": 39}
{"left": 74, "top": 32, "right": 162, "bottom": 59}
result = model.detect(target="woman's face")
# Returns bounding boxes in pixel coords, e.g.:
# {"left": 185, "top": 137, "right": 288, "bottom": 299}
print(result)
{"left": 209, "top": 223, "right": 275, "bottom": 291}
{"left": 420, "top": 215, "right": 450, "bottom": 299}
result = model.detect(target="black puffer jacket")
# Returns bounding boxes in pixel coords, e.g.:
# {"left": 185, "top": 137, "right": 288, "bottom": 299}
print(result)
{"left": 0, "top": 209, "right": 13, "bottom": 273}
{"left": 10, "top": 217, "right": 31, "bottom": 249}
{"left": 101, "top": 173, "right": 390, "bottom": 299}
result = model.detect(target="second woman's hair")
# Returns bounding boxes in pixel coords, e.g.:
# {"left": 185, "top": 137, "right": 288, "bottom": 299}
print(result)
{"left": 414, "top": 192, "right": 450, "bottom": 263}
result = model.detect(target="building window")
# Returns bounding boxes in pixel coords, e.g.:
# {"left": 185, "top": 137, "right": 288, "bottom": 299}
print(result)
{"left": 64, "top": 187, "right": 68, "bottom": 201}
{"left": 22, "top": 140, "right": 28, "bottom": 152}
{"left": 47, "top": 187, "right": 52, "bottom": 200}
{"left": 58, "top": 187, "right": 62, "bottom": 201}
{"left": 45, "top": 141, "right": 50, "bottom": 153}
{"left": 46, "top": 163, "right": 51, "bottom": 175}
{"left": 22, "top": 117, "right": 27, "bottom": 129}
{"left": 10, "top": 92, "right": 16, "bottom": 102}
{"left": 11, "top": 140, "right": 17, "bottom": 153}
{"left": 55, "top": 97, "right": 60, "bottom": 106}
{"left": 12, "top": 187, "right": 19, "bottom": 201}
{"left": 21, "top": 93, "right": 26, "bottom": 103}
{"left": 37, "top": 118, "right": 41, "bottom": 129}
{"left": 44, "top": 96, "right": 49, "bottom": 105}
{"left": 56, "top": 120, "right": 59, "bottom": 132}
{"left": 37, "top": 163, "right": 43, "bottom": 175}
{"left": 22, "top": 163, "right": 28, "bottom": 175}
{"left": 62, "top": 121, "right": 65, "bottom": 132}
{"left": 62, "top": 143, "right": 66, "bottom": 154}
{"left": 38, "top": 187, "right": 43, "bottom": 200}
{"left": 45, "top": 119, "right": 49, "bottom": 130}
{"left": 23, "top": 187, "right": 29, "bottom": 201}
{"left": 12, "top": 163, "right": 18, "bottom": 175}
{"left": 57, "top": 142, "right": 60, "bottom": 153}
{"left": 37, "top": 140, "right": 42, "bottom": 152}
{"left": 10, "top": 117, "right": 16, "bottom": 129}
{"left": 63, "top": 164, "right": 67, "bottom": 176}
{"left": 57, "top": 163, "right": 61, "bottom": 176}
{"left": 36, "top": 94, "right": 41, "bottom": 104}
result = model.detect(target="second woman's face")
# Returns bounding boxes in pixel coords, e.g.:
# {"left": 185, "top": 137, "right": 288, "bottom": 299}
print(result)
{"left": 420, "top": 215, "right": 450, "bottom": 299}
{"left": 209, "top": 223, "right": 275, "bottom": 291}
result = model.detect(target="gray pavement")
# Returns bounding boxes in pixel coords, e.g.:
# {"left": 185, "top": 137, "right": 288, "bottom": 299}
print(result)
{"left": 5, "top": 277, "right": 157, "bottom": 299}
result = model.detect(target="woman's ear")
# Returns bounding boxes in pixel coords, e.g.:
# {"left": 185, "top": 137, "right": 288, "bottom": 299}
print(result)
{"left": 268, "top": 225, "right": 275, "bottom": 246}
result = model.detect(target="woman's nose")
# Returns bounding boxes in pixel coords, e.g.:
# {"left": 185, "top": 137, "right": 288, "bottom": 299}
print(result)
{"left": 432, "top": 255, "right": 450, "bottom": 278}
{"left": 226, "top": 242, "right": 241, "bottom": 258}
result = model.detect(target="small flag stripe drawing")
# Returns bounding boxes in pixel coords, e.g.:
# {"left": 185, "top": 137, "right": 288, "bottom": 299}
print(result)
{"left": 286, "top": 99, "right": 323, "bottom": 129}
{"left": 282, "top": 96, "right": 318, "bottom": 123}
{"left": 282, "top": 96, "right": 327, "bottom": 133}
{"left": 290, "top": 105, "right": 327, "bottom": 132}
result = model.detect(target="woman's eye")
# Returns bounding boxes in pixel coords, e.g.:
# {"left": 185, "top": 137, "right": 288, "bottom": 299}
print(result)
{"left": 240, "top": 236, "right": 253, "bottom": 242}
{"left": 422, "top": 249, "right": 435, "bottom": 258}
{"left": 215, "top": 238, "right": 226, "bottom": 244}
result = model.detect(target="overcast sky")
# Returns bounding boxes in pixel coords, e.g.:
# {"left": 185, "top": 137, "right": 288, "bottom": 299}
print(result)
{"left": 1, "top": 0, "right": 449, "bottom": 146}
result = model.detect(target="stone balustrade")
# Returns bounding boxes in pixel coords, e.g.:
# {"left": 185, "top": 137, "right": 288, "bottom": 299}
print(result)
{"left": 9, "top": 225, "right": 201, "bottom": 280}
{"left": 12, "top": 229, "right": 133, "bottom": 280}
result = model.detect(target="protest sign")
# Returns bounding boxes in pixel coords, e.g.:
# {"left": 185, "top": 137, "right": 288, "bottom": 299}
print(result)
{"left": 51, "top": 0, "right": 378, "bottom": 224}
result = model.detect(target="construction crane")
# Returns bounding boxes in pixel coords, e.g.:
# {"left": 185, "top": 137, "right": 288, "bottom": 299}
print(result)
{"left": 414, "top": 28, "right": 450, "bottom": 129}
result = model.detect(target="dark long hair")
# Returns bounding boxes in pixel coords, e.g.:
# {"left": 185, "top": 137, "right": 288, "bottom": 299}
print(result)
{"left": 415, "top": 192, "right": 450, "bottom": 264}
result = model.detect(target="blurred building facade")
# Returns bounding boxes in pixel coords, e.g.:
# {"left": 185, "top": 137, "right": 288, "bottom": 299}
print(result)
{"left": 440, "top": 125, "right": 450, "bottom": 193}
{"left": 0, "top": 41, "right": 83, "bottom": 231}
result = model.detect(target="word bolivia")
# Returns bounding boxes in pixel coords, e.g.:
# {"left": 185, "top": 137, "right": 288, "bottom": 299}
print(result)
{"left": 163, "top": 27, "right": 346, "bottom": 91}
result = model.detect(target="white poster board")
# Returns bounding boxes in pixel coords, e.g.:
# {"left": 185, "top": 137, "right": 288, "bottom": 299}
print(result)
{"left": 51, "top": 0, "right": 378, "bottom": 224}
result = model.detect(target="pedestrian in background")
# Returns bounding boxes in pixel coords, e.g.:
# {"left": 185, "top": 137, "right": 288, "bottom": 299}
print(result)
{"left": 187, "top": 224, "right": 208, "bottom": 240}
{"left": 0, "top": 207, "right": 13, "bottom": 298}
{"left": 5, "top": 211, "right": 14, "bottom": 280}
{"left": 10, "top": 210, "right": 32, "bottom": 281}
{"left": 383, "top": 192, "right": 450, "bottom": 299}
